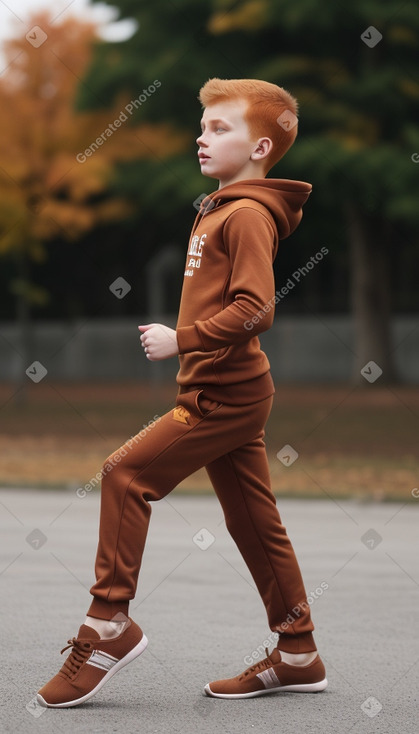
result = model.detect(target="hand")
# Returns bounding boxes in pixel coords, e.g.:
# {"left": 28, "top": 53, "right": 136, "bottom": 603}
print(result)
{"left": 138, "top": 323, "right": 179, "bottom": 361}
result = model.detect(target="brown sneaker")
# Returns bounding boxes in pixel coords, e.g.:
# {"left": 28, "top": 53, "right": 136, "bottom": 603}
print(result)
{"left": 204, "top": 647, "right": 327, "bottom": 699}
{"left": 37, "top": 618, "right": 148, "bottom": 708}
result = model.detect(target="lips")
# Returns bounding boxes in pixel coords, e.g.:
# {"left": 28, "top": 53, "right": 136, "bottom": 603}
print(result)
{"left": 198, "top": 153, "right": 210, "bottom": 161}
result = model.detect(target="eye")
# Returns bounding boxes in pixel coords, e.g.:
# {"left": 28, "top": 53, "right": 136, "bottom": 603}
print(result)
{"left": 215, "top": 127, "right": 226, "bottom": 133}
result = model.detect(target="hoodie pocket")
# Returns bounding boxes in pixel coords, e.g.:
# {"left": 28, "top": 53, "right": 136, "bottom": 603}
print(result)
{"left": 195, "top": 389, "right": 222, "bottom": 417}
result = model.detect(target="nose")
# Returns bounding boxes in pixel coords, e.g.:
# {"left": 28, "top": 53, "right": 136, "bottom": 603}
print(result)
{"left": 196, "top": 132, "right": 207, "bottom": 147}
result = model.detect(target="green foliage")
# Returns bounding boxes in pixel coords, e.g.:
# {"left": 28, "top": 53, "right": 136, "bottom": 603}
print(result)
{"left": 37, "top": 0, "right": 409, "bottom": 321}
{"left": 80, "top": 0, "right": 419, "bottom": 227}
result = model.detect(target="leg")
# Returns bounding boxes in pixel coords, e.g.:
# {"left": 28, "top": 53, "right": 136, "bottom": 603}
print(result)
{"left": 86, "top": 390, "right": 275, "bottom": 620}
{"left": 205, "top": 429, "right": 317, "bottom": 653}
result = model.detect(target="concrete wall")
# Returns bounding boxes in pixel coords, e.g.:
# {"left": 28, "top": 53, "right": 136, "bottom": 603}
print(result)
{"left": 1, "top": 316, "right": 418, "bottom": 383}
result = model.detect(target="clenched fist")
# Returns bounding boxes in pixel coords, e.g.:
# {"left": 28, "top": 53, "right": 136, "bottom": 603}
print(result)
{"left": 138, "top": 323, "right": 179, "bottom": 361}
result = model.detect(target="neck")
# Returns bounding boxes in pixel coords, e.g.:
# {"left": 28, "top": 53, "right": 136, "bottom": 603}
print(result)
{"left": 218, "top": 166, "right": 267, "bottom": 190}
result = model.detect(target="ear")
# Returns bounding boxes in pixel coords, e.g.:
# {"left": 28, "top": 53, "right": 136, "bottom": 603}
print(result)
{"left": 251, "top": 137, "right": 273, "bottom": 161}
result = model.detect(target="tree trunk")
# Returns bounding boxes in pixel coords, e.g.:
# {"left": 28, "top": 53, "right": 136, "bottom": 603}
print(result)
{"left": 346, "top": 200, "right": 398, "bottom": 384}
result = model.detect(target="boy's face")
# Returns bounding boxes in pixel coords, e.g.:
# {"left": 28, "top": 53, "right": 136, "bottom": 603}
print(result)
{"left": 196, "top": 99, "right": 260, "bottom": 188}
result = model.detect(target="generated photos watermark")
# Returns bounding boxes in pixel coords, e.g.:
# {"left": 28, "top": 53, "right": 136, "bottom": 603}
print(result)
{"left": 76, "top": 80, "right": 161, "bottom": 163}
{"left": 76, "top": 415, "right": 161, "bottom": 498}
{"left": 244, "top": 246, "right": 328, "bottom": 331}
{"left": 243, "top": 581, "right": 329, "bottom": 665}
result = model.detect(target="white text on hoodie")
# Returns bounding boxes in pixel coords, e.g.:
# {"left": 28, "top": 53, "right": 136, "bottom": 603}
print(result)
{"left": 184, "top": 233, "right": 207, "bottom": 277}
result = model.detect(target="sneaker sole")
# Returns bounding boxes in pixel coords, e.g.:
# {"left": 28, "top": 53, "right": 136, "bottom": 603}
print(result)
{"left": 37, "top": 633, "right": 148, "bottom": 708}
{"left": 204, "top": 677, "right": 328, "bottom": 699}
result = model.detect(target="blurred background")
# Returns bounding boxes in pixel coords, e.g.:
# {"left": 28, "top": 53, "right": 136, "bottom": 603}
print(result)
{"left": 0, "top": 0, "right": 418, "bottom": 499}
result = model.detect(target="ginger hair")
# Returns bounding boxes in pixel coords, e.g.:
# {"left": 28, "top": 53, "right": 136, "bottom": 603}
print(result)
{"left": 198, "top": 78, "right": 299, "bottom": 172}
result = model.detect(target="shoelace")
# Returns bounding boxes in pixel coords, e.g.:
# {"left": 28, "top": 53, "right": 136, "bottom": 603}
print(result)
{"left": 60, "top": 637, "right": 95, "bottom": 678}
{"left": 239, "top": 648, "right": 274, "bottom": 679}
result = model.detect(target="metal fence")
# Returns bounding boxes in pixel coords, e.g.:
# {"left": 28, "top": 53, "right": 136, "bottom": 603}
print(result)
{"left": 1, "top": 316, "right": 418, "bottom": 383}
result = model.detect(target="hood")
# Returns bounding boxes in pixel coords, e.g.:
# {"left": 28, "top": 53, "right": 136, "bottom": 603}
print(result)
{"left": 200, "top": 178, "right": 312, "bottom": 240}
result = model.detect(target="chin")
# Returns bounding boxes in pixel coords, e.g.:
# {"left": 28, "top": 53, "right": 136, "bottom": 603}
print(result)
{"left": 201, "top": 169, "right": 219, "bottom": 180}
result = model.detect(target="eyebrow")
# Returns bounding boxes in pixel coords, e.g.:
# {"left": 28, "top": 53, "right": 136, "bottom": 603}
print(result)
{"left": 200, "top": 117, "right": 231, "bottom": 129}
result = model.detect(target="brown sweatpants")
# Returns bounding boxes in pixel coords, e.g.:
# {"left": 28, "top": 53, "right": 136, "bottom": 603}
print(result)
{"left": 86, "top": 387, "right": 317, "bottom": 653}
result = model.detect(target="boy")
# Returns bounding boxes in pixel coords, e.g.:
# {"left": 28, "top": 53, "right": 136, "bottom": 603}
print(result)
{"left": 37, "top": 78, "right": 327, "bottom": 707}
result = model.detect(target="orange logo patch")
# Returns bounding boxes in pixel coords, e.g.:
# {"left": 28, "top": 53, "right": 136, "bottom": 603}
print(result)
{"left": 173, "top": 406, "right": 190, "bottom": 424}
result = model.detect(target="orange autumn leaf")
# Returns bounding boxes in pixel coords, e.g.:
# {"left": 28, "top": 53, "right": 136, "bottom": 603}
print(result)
{"left": 0, "top": 10, "right": 186, "bottom": 255}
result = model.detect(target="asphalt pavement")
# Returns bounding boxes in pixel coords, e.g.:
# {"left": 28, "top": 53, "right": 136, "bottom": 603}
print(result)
{"left": 1, "top": 487, "right": 418, "bottom": 734}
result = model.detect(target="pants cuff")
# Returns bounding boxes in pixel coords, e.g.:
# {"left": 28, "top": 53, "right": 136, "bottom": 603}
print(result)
{"left": 86, "top": 597, "right": 129, "bottom": 621}
{"left": 275, "top": 631, "right": 317, "bottom": 653}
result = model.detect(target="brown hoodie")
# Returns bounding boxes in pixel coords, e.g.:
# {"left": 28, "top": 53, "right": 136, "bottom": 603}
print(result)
{"left": 176, "top": 178, "right": 312, "bottom": 405}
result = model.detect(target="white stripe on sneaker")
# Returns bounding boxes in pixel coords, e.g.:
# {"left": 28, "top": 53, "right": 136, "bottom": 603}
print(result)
{"left": 86, "top": 649, "right": 119, "bottom": 671}
{"left": 256, "top": 667, "right": 281, "bottom": 689}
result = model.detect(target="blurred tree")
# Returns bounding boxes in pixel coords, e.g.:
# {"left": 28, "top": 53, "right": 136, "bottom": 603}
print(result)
{"left": 256, "top": 0, "right": 419, "bottom": 383}
{"left": 79, "top": 0, "right": 419, "bottom": 383}
{"left": 0, "top": 10, "right": 187, "bottom": 386}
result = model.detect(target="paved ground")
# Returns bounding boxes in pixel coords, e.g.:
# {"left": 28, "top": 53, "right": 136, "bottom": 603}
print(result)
{"left": 1, "top": 488, "right": 418, "bottom": 734}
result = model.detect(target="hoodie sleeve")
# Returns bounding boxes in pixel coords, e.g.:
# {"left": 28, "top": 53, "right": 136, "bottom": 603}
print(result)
{"left": 176, "top": 207, "right": 277, "bottom": 353}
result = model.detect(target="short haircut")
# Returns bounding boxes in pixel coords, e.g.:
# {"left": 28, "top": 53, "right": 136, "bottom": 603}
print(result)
{"left": 198, "top": 78, "right": 299, "bottom": 172}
